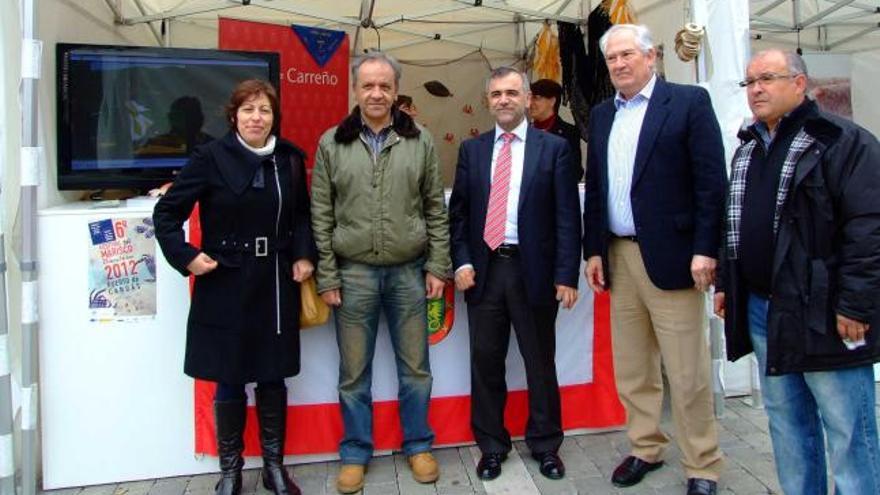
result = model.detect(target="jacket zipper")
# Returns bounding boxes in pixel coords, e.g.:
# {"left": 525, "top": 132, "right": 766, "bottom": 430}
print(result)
{"left": 361, "top": 135, "right": 381, "bottom": 257}
{"left": 272, "top": 155, "right": 282, "bottom": 335}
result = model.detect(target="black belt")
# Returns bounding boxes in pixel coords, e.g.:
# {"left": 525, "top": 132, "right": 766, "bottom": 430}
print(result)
{"left": 205, "top": 236, "right": 291, "bottom": 257}
{"left": 491, "top": 243, "right": 519, "bottom": 258}
{"left": 611, "top": 233, "right": 638, "bottom": 243}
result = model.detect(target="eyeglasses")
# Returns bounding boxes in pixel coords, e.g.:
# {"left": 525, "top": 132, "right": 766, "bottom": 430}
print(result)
{"left": 738, "top": 73, "right": 801, "bottom": 88}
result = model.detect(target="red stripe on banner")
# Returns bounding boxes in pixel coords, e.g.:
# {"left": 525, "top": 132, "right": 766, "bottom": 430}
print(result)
{"left": 194, "top": 292, "right": 625, "bottom": 456}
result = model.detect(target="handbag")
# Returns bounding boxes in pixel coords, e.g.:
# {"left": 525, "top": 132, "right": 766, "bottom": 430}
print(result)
{"left": 299, "top": 277, "right": 330, "bottom": 329}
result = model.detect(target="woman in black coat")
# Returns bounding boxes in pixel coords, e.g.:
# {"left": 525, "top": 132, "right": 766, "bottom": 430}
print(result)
{"left": 153, "top": 79, "right": 315, "bottom": 495}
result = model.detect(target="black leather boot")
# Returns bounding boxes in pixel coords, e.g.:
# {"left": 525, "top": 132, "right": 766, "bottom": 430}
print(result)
{"left": 214, "top": 399, "right": 246, "bottom": 495}
{"left": 256, "top": 386, "right": 302, "bottom": 495}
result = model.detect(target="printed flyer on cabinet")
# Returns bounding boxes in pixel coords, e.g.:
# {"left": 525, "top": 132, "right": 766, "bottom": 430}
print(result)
{"left": 87, "top": 216, "right": 158, "bottom": 321}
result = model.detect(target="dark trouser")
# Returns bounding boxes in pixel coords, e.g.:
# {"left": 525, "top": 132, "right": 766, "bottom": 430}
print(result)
{"left": 467, "top": 253, "right": 562, "bottom": 455}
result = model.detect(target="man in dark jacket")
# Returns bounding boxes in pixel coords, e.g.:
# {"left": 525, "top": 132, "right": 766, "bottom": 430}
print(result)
{"left": 529, "top": 79, "right": 584, "bottom": 182}
{"left": 715, "top": 49, "right": 880, "bottom": 494}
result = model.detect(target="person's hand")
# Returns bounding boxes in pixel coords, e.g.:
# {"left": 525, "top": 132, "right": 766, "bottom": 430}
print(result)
{"left": 691, "top": 255, "right": 717, "bottom": 292}
{"left": 837, "top": 313, "right": 870, "bottom": 342}
{"left": 454, "top": 267, "right": 476, "bottom": 291}
{"left": 713, "top": 292, "right": 726, "bottom": 319}
{"left": 292, "top": 259, "right": 314, "bottom": 282}
{"left": 186, "top": 252, "right": 218, "bottom": 275}
{"left": 556, "top": 284, "right": 578, "bottom": 309}
{"left": 585, "top": 256, "right": 605, "bottom": 293}
{"left": 426, "top": 273, "right": 446, "bottom": 299}
{"left": 321, "top": 289, "right": 342, "bottom": 307}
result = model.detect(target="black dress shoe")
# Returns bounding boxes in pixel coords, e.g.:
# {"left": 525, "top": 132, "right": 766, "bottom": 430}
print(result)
{"left": 686, "top": 478, "right": 717, "bottom": 495}
{"left": 611, "top": 456, "right": 664, "bottom": 487}
{"left": 476, "top": 453, "right": 507, "bottom": 480}
{"left": 532, "top": 451, "right": 565, "bottom": 480}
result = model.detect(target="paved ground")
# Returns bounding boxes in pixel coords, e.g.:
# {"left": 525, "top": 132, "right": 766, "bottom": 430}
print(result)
{"left": 41, "top": 389, "right": 880, "bottom": 495}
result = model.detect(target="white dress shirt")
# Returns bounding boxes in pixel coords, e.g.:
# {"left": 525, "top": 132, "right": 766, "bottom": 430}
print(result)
{"left": 607, "top": 74, "right": 657, "bottom": 237}
{"left": 491, "top": 118, "right": 528, "bottom": 246}
{"left": 455, "top": 118, "right": 528, "bottom": 273}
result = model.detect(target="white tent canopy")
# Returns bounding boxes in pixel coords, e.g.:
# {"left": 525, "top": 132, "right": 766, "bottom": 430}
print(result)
{"left": 100, "top": 0, "right": 879, "bottom": 56}
{"left": 105, "top": 0, "right": 594, "bottom": 59}
{"left": 750, "top": 0, "right": 880, "bottom": 53}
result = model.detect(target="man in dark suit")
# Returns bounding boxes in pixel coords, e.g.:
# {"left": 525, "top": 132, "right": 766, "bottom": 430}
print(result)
{"left": 449, "top": 66, "right": 581, "bottom": 482}
{"left": 529, "top": 78, "right": 584, "bottom": 182}
{"left": 582, "top": 24, "right": 727, "bottom": 495}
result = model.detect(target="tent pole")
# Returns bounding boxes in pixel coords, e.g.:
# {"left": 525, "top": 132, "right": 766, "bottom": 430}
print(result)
{"left": 0, "top": 235, "right": 13, "bottom": 495}
{"left": 19, "top": 0, "right": 40, "bottom": 493}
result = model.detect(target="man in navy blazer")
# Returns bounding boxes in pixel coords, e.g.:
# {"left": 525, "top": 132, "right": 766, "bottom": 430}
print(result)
{"left": 582, "top": 25, "right": 726, "bottom": 495}
{"left": 449, "top": 67, "right": 581, "bottom": 482}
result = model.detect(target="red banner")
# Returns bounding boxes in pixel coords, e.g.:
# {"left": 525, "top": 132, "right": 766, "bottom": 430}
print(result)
{"left": 218, "top": 18, "right": 350, "bottom": 177}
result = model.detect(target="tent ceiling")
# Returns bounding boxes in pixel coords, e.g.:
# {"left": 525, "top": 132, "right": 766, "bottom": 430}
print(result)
{"left": 109, "top": 0, "right": 593, "bottom": 59}
{"left": 108, "top": 0, "right": 879, "bottom": 55}
{"left": 750, "top": 0, "right": 879, "bottom": 52}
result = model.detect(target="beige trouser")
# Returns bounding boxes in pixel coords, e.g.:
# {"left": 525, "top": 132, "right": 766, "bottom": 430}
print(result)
{"left": 608, "top": 238, "right": 723, "bottom": 480}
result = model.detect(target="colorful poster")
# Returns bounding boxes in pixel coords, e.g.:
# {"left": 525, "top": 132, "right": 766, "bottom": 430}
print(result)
{"left": 88, "top": 216, "right": 158, "bottom": 321}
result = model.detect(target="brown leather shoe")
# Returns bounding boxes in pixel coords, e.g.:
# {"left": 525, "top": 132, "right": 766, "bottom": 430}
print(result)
{"left": 336, "top": 464, "right": 365, "bottom": 494}
{"left": 408, "top": 452, "right": 440, "bottom": 483}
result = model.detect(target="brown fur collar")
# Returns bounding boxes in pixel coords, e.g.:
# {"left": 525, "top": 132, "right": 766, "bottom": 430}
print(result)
{"left": 333, "top": 105, "right": 420, "bottom": 143}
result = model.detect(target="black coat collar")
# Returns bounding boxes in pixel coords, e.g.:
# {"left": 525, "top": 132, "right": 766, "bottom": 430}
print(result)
{"left": 211, "top": 131, "right": 305, "bottom": 196}
{"left": 334, "top": 105, "right": 420, "bottom": 144}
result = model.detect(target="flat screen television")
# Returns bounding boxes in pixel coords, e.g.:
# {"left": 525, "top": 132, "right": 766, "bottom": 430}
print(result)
{"left": 56, "top": 43, "right": 280, "bottom": 191}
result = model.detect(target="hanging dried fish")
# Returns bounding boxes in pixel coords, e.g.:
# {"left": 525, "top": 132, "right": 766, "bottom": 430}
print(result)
{"left": 424, "top": 80, "right": 453, "bottom": 97}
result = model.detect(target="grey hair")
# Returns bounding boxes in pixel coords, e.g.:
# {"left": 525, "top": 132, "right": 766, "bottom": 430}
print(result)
{"left": 752, "top": 49, "right": 809, "bottom": 78}
{"left": 351, "top": 50, "right": 402, "bottom": 87}
{"left": 599, "top": 24, "right": 655, "bottom": 56}
{"left": 484, "top": 66, "right": 530, "bottom": 93}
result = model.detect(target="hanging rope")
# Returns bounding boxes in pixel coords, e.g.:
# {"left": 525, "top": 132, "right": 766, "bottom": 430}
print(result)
{"left": 674, "top": 23, "right": 705, "bottom": 62}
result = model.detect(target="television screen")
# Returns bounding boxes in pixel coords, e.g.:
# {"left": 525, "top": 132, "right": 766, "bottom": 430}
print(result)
{"left": 57, "top": 43, "right": 280, "bottom": 191}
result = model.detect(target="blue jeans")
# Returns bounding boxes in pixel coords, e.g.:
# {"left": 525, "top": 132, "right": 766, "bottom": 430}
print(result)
{"left": 334, "top": 258, "right": 434, "bottom": 464}
{"left": 747, "top": 293, "right": 880, "bottom": 495}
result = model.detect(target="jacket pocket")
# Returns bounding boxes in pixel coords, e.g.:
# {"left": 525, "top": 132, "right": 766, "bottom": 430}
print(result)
{"left": 803, "top": 259, "right": 839, "bottom": 356}
{"left": 807, "top": 259, "right": 830, "bottom": 334}
{"left": 210, "top": 252, "right": 242, "bottom": 268}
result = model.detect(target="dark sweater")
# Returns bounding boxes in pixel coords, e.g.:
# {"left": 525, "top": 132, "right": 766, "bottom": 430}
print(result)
{"left": 739, "top": 99, "right": 818, "bottom": 296}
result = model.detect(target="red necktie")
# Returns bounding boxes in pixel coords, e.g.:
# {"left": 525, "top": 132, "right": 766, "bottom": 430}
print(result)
{"left": 484, "top": 132, "right": 515, "bottom": 251}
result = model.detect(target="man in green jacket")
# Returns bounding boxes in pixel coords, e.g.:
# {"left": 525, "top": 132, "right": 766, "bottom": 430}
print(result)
{"left": 311, "top": 50, "right": 451, "bottom": 494}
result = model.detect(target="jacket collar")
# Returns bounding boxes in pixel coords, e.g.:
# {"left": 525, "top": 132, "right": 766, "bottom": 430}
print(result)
{"left": 630, "top": 77, "right": 671, "bottom": 188}
{"left": 333, "top": 105, "right": 420, "bottom": 144}
{"left": 214, "top": 131, "right": 304, "bottom": 196}
{"left": 738, "top": 98, "right": 841, "bottom": 146}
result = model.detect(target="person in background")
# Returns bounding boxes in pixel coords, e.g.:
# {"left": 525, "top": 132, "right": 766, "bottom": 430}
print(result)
{"left": 396, "top": 94, "right": 419, "bottom": 119}
{"left": 153, "top": 79, "right": 316, "bottom": 495}
{"left": 449, "top": 66, "right": 581, "bottom": 482}
{"left": 582, "top": 24, "right": 726, "bottom": 495}
{"left": 310, "top": 51, "right": 450, "bottom": 494}
{"left": 529, "top": 78, "right": 584, "bottom": 182}
{"left": 716, "top": 48, "right": 880, "bottom": 495}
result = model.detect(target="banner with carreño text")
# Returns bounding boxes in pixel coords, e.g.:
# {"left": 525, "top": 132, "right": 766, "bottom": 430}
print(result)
{"left": 219, "top": 18, "right": 351, "bottom": 180}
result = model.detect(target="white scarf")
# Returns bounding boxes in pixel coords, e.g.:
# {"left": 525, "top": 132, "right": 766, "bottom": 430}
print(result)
{"left": 236, "top": 133, "right": 276, "bottom": 157}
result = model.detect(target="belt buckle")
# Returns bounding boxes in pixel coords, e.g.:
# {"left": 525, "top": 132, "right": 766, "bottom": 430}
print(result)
{"left": 255, "top": 236, "right": 268, "bottom": 257}
{"left": 496, "top": 244, "right": 515, "bottom": 258}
